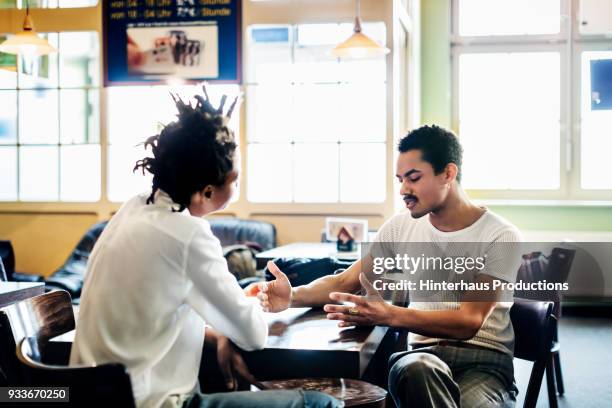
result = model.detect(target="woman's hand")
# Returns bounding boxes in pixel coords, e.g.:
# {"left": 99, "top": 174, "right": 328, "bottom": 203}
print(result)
{"left": 216, "top": 336, "right": 260, "bottom": 390}
{"left": 256, "top": 261, "right": 292, "bottom": 312}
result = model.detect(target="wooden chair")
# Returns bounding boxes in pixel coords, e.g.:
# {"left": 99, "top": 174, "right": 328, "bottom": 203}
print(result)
{"left": 17, "top": 337, "right": 135, "bottom": 408}
{"left": 516, "top": 247, "right": 576, "bottom": 406}
{"left": 0, "top": 290, "right": 74, "bottom": 385}
{"left": 511, "top": 298, "right": 556, "bottom": 408}
{"left": 545, "top": 247, "right": 575, "bottom": 400}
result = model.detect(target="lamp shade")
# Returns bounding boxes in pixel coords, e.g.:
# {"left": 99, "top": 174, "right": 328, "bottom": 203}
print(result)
{"left": 331, "top": 31, "right": 390, "bottom": 59}
{"left": 0, "top": 14, "right": 56, "bottom": 56}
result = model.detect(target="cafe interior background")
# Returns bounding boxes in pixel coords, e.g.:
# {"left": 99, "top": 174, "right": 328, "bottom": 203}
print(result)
{"left": 2, "top": 0, "right": 612, "bottom": 406}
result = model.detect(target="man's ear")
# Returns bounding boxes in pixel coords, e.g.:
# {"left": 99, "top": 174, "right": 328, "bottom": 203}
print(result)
{"left": 445, "top": 163, "right": 459, "bottom": 183}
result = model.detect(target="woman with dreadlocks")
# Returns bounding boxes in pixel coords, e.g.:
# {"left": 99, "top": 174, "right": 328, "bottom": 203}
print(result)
{"left": 70, "top": 86, "right": 340, "bottom": 408}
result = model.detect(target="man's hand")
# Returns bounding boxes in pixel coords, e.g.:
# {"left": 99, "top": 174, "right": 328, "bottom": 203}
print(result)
{"left": 256, "top": 261, "right": 292, "bottom": 312}
{"left": 216, "top": 336, "right": 261, "bottom": 390}
{"left": 324, "top": 273, "right": 392, "bottom": 328}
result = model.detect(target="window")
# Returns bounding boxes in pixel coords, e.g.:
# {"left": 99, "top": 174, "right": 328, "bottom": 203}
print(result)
{"left": 453, "top": 0, "right": 612, "bottom": 200}
{"left": 246, "top": 23, "right": 387, "bottom": 203}
{"left": 0, "top": 31, "right": 100, "bottom": 202}
{"left": 457, "top": 0, "right": 560, "bottom": 37}
{"left": 106, "top": 84, "right": 240, "bottom": 202}
{"left": 458, "top": 51, "right": 560, "bottom": 190}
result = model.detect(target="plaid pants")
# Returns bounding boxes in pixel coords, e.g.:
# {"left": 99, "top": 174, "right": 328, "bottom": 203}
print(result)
{"left": 388, "top": 345, "right": 518, "bottom": 408}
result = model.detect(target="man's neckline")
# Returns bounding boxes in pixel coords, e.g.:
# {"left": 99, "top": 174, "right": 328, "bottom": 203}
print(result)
{"left": 426, "top": 207, "right": 489, "bottom": 237}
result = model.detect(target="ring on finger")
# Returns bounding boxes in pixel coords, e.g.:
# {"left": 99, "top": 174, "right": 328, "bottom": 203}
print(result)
{"left": 348, "top": 307, "right": 360, "bottom": 316}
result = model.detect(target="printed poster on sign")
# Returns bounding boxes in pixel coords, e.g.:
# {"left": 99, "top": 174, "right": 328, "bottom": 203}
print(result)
{"left": 104, "top": 0, "right": 241, "bottom": 85}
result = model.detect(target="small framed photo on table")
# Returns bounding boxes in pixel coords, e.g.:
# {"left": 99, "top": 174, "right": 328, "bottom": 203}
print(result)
{"left": 325, "top": 217, "right": 368, "bottom": 252}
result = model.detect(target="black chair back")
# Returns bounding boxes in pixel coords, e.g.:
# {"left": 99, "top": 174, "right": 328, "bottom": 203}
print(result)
{"left": 209, "top": 218, "right": 277, "bottom": 251}
{"left": 546, "top": 247, "right": 575, "bottom": 285}
{"left": 0, "top": 257, "right": 7, "bottom": 282}
{"left": 0, "top": 240, "right": 16, "bottom": 281}
{"left": 0, "top": 290, "right": 74, "bottom": 385}
{"left": 510, "top": 298, "right": 556, "bottom": 408}
{"left": 17, "top": 338, "right": 136, "bottom": 407}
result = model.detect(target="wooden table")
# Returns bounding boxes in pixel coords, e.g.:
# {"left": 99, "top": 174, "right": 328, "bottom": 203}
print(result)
{"left": 0, "top": 281, "right": 45, "bottom": 308}
{"left": 49, "top": 307, "right": 393, "bottom": 388}
{"left": 243, "top": 307, "right": 389, "bottom": 381}
{"left": 256, "top": 243, "right": 361, "bottom": 269}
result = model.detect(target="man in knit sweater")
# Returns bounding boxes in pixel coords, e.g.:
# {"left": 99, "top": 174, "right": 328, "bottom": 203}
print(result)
{"left": 253, "top": 125, "right": 522, "bottom": 407}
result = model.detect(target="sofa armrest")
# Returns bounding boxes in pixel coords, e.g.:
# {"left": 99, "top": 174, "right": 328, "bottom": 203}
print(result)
{"left": 11, "top": 272, "right": 44, "bottom": 282}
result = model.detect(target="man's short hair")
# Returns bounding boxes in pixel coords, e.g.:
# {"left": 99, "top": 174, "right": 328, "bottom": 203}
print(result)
{"left": 398, "top": 125, "right": 463, "bottom": 183}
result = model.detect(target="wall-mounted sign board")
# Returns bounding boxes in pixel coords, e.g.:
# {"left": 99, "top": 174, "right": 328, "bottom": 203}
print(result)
{"left": 104, "top": 0, "right": 241, "bottom": 86}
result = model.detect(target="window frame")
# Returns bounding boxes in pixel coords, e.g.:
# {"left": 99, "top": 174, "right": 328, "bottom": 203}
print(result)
{"left": 0, "top": 31, "right": 101, "bottom": 203}
{"left": 233, "top": 0, "right": 412, "bottom": 217}
{"left": 244, "top": 22, "right": 388, "bottom": 205}
{"left": 451, "top": 0, "right": 612, "bottom": 202}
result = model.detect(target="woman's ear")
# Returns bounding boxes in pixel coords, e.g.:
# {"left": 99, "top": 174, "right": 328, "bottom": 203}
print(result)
{"left": 203, "top": 185, "right": 213, "bottom": 199}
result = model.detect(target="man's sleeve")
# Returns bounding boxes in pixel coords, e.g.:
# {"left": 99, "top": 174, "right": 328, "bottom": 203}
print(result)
{"left": 184, "top": 228, "right": 268, "bottom": 351}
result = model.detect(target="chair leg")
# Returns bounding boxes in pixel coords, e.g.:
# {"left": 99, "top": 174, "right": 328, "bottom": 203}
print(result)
{"left": 553, "top": 352, "right": 565, "bottom": 396}
{"left": 546, "top": 355, "right": 558, "bottom": 408}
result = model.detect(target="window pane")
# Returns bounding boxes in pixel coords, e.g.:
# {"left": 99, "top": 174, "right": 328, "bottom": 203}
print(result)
{"left": 19, "top": 89, "right": 59, "bottom": 144}
{"left": 107, "top": 87, "right": 160, "bottom": 146}
{"left": 458, "top": 0, "right": 560, "bottom": 36}
{"left": 294, "top": 143, "right": 339, "bottom": 202}
{"left": 19, "top": 145, "right": 58, "bottom": 201}
{"left": 341, "top": 83, "right": 386, "bottom": 142}
{"left": 17, "top": 33, "right": 59, "bottom": 89}
{"left": 108, "top": 145, "right": 152, "bottom": 202}
{"left": 580, "top": 51, "right": 612, "bottom": 190}
{"left": 293, "top": 84, "right": 344, "bottom": 142}
{"left": 0, "top": 146, "right": 17, "bottom": 200}
{"left": 59, "top": 31, "right": 99, "bottom": 87}
{"left": 246, "top": 85, "right": 293, "bottom": 142}
{"left": 340, "top": 143, "right": 386, "bottom": 202}
{"left": 247, "top": 143, "right": 292, "bottom": 202}
{"left": 58, "top": 0, "right": 97, "bottom": 7}
{"left": 0, "top": 90, "right": 17, "bottom": 144}
{"left": 60, "top": 145, "right": 100, "bottom": 201}
{"left": 340, "top": 59, "right": 386, "bottom": 84}
{"left": 247, "top": 26, "right": 292, "bottom": 84}
{"left": 0, "top": 38, "right": 18, "bottom": 88}
{"left": 60, "top": 89, "right": 99, "bottom": 144}
{"left": 294, "top": 53, "right": 340, "bottom": 83}
{"left": 458, "top": 52, "right": 560, "bottom": 190}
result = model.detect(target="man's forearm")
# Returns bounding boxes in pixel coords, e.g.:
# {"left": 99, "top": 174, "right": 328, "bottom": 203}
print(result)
{"left": 291, "top": 259, "right": 363, "bottom": 307}
{"left": 388, "top": 304, "right": 490, "bottom": 341}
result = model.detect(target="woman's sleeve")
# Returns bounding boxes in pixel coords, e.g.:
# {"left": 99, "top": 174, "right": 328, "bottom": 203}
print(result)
{"left": 184, "top": 228, "right": 268, "bottom": 351}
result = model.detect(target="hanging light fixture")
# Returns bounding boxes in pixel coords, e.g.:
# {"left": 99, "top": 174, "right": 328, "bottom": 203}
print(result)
{"left": 331, "top": 0, "right": 390, "bottom": 59}
{"left": 0, "top": 2, "right": 57, "bottom": 57}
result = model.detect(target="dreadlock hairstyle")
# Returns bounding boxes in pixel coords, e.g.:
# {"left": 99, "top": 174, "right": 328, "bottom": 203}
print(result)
{"left": 133, "top": 85, "right": 239, "bottom": 212}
